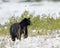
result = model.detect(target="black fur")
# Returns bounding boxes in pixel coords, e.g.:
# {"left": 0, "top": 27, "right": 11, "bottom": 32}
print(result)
{"left": 10, "top": 18, "right": 31, "bottom": 41}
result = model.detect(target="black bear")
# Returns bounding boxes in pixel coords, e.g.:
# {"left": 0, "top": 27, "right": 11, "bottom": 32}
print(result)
{"left": 10, "top": 18, "right": 31, "bottom": 41}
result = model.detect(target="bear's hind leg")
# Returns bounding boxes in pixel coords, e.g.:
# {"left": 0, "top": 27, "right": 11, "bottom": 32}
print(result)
{"left": 11, "top": 35, "right": 15, "bottom": 41}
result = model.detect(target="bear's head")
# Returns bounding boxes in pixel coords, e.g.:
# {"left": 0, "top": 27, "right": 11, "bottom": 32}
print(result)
{"left": 23, "top": 18, "right": 31, "bottom": 26}
{"left": 19, "top": 18, "right": 31, "bottom": 27}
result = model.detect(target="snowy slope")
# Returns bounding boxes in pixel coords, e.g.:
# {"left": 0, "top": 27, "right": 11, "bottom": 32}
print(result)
{"left": 0, "top": 30, "right": 60, "bottom": 48}
{"left": 0, "top": 34, "right": 60, "bottom": 48}
{"left": 0, "top": 2, "right": 60, "bottom": 24}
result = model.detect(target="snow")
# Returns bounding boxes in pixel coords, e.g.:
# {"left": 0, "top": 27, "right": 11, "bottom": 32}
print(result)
{"left": 0, "top": 31, "right": 60, "bottom": 48}
{"left": 0, "top": 2, "right": 60, "bottom": 24}
{"left": 32, "top": 30, "right": 37, "bottom": 33}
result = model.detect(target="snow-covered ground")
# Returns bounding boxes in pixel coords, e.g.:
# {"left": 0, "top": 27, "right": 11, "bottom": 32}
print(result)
{"left": 0, "top": 1, "right": 60, "bottom": 24}
{"left": 0, "top": 30, "right": 60, "bottom": 48}
{"left": 0, "top": 2, "right": 60, "bottom": 48}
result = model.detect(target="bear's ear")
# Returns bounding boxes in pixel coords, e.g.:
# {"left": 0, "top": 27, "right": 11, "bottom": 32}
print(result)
{"left": 28, "top": 18, "right": 30, "bottom": 20}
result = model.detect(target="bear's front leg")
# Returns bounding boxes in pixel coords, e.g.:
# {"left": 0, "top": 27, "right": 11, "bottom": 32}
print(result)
{"left": 24, "top": 27, "right": 28, "bottom": 38}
